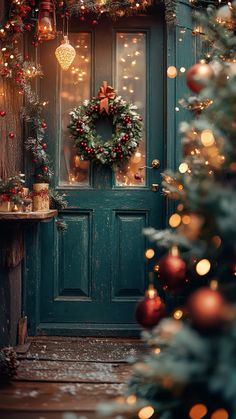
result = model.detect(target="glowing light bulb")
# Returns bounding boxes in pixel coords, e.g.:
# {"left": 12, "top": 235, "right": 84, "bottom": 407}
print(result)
{"left": 55, "top": 36, "right": 76, "bottom": 71}
{"left": 169, "top": 213, "right": 181, "bottom": 228}
{"left": 145, "top": 249, "right": 155, "bottom": 259}
{"left": 173, "top": 309, "right": 183, "bottom": 320}
{"left": 167, "top": 66, "right": 177, "bottom": 78}
{"left": 133, "top": 152, "right": 142, "bottom": 163}
{"left": 179, "top": 162, "right": 189, "bottom": 173}
{"left": 196, "top": 259, "right": 211, "bottom": 276}
{"left": 201, "top": 129, "right": 215, "bottom": 146}
{"left": 138, "top": 406, "right": 155, "bottom": 419}
{"left": 189, "top": 404, "right": 208, "bottom": 419}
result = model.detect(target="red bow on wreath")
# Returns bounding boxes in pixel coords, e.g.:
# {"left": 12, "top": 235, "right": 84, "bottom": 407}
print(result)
{"left": 98, "top": 81, "right": 116, "bottom": 114}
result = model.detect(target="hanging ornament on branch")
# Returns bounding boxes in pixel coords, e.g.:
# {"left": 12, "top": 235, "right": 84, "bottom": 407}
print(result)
{"left": 135, "top": 283, "right": 166, "bottom": 329}
{"left": 187, "top": 287, "right": 229, "bottom": 330}
{"left": 158, "top": 245, "right": 187, "bottom": 292}
{"left": 186, "top": 62, "right": 214, "bottom": 94}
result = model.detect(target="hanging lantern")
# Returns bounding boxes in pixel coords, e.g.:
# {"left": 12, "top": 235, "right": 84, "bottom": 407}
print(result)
{"left": 37, "top": 0, "right": 56, "bottom": 41}
{"left": 55, "top": 36, "right": 76, "bottom": 70}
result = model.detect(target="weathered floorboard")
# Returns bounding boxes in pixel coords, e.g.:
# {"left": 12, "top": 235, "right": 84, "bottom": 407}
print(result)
{"left": 18, "top": 337, "right": 144, "bottom": 363}
{"left": 0, "top": 381, "right": 124, "bottom": 411}
{"left": 16, "top": 359, "right": 132, "bottom": 383}
{"left": 0, "top": 337, "right": 140, "bottom": 417}
{"left": 0, "top": 412, "right": 99, "bottom": 419}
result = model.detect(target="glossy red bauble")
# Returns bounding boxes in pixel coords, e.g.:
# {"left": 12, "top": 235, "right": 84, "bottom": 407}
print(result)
{"left": 158, "top": 253, "right": 186, "bottom": 292}
{"left": 9, "top": 131, "right": 14, "bottom": 139}
{"left": 188, "top": 287, "right": 226, "bottom": 329}
{"left": 0, "top": 111, "right": 6, "bottom": 117}
{"left": 41, "top": 121, "right": 47, "bottom": 129}
{"left": 136, "top": 292, "right": 166, "bottom": 328}
{"left": 186, "top": 63, "right": 214, "bottom": 94}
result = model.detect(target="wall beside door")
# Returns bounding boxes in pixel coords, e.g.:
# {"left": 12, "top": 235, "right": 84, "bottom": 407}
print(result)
{"left": 0, "top": 2, "right": 24, "bottom": 347}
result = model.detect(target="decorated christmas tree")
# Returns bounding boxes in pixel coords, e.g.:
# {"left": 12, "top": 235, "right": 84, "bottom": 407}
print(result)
{"left": 99, "top": 4, "right": 236, "bottom": 418}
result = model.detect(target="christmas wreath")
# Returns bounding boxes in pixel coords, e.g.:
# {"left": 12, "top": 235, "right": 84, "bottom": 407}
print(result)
{"left": 68, "top": 82, "right": 143, "bottom": 167}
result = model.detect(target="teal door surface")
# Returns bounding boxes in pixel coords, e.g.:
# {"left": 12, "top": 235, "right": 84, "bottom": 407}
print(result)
{"left": 26, "top": 13, "right": 165, "bottom": 336}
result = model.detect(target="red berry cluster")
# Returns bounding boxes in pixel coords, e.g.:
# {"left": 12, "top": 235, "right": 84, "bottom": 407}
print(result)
{"left": 76, "top": 120, "right": 84, "bottom": 134}
{"left": 121, "top": 133, "right": 129, "bottom": 144}
{"left": 123, "top": 115, "right": 132, "bottom": 125}
{"left": 109, "top": 104, "right": 118, "bottom": 113}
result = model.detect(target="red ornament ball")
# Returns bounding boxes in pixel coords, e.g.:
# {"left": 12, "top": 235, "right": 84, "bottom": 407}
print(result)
{"left": 158, "top": 253, "right": 186, "bottom": 292}
{"left": 0, "top": 111, "right": 6, "bottom": 117}
{"left": 41, "top": 121, "right": 47, "bottom": 129}
{"left": 186, "top": 63, "right": 214, "bottom": 94}
{"left": 9, "top": 131, "right": 14, "bottom": 139}
{"left": 134, "top": 172, "right": 142, "bottom": 180}
{"left": 43, "top": 166, "right": 48, "bottom": 173}
{"left": 188, "top": 287, "right": 226, "bottom": 329}
{"left": 136, "top": 291, "right": 166, "bottom": 328}
{"left": 42, "top": 143, "right": 47, "bottom": 149}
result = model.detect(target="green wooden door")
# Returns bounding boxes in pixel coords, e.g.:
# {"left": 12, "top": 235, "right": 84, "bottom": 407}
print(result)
{"left": 26, "top": 13, "right": 165, "bottom": 336}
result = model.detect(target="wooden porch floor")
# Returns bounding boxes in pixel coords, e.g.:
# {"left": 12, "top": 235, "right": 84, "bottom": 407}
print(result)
{"left": 0, "top": 337, "right": 144, "bottom": 418}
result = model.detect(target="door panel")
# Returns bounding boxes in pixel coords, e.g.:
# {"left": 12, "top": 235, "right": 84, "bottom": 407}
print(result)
{"left": 112, "top": 211, "right": 148, "bottom": 299}
{"left": 57, "top": 213, "right": 92, "bottom": 299}
{"left": 28, "top": 13, "right": 164, "bottom": 335}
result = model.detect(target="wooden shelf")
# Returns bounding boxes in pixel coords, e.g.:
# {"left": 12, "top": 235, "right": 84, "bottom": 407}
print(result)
{"left": 0, "top": 209, "right": 58, "bottom": 221}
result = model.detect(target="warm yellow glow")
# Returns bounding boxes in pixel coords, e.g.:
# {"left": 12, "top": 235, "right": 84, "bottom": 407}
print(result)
{"left": 138, "top": 406, "right": 155, "bottom": 419}
{"left": 179, "top": 162, "right": 189, "bottom": 173}
{"left": 189, "top": 403, "right": 208, "bottom": 419}
{"left": 154, "top": 264, "right": 159, "bottom": 272}
{"left": 196, "top": 259, "right": 211, "bottom": 276}
{"left": 179, "top": 66, "right": 186, "bottom": 73}
{"left": 146, "top": 284, "right": 157, "bottom": 298}
{"left": 126, "top": 395, "right": 137, "bottom": 405}
{"left": 211, "top": 409, "right": 229, "bottom": 419}
{"left": 145, "top": 249, "right": 155, "bottom": 259}
{"left": 210, "top": 280, "right": 218, "bottom": 291}
{"left": 55, "top": 36, "right": 76, "bottom": 71}
{"left": 154, "top": 347, "right": 161, "bottom": 354}
{"left": 182, "top": 215, "right": 191, "bottom": 225}
{"left": 133, "top": 151, "right": 142, "bottom": 163}
{"left": 171, "top": 245, "right": 179, "bottom": 257}
{"left": 212, "top": 235, "right": 221, "bottom": 248}
{"left": 167, "top": 66, "right": 177, "bottom": 78}
{"left": 169, "top": 213, "right": 181, "bottom": 228}
{"left": 173, "top": 309, "right": 183, "bottom": 320}
{"left": 200, "top": 129, "right": 215, "bottom": 147}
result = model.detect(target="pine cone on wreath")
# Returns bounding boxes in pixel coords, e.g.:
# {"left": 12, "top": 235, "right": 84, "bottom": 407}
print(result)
{"left": 0, "top": 347, "right": 18, "bottom": 382}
